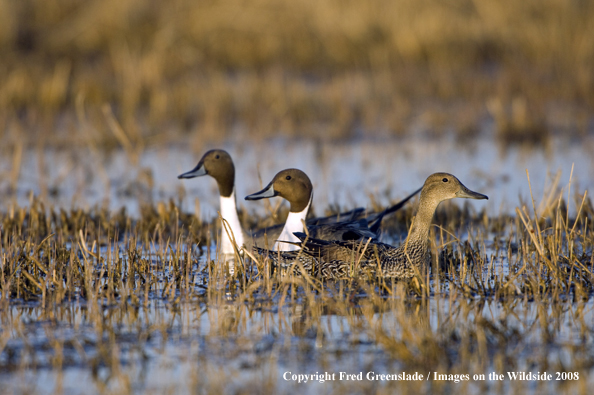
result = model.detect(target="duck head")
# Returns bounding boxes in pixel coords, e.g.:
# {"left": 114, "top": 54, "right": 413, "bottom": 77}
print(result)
{"left": 420, "top": 172, "right": 488, "bottom": 206}
{"left": 178, "top": 149, "right": 235, "bottom": 197}
{"left": 245, "top": 169, "right": 313, "bottom": 213}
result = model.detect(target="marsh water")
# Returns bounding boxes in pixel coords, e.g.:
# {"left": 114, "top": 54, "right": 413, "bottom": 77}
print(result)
{"left": 2, "top": 136, "right": 593, "bottom": 218}
{"left": 3, "top": 295, "right": 591, "bottom": 395}
{"left": 1, "top": 136, "right": 594, "bottom": 394}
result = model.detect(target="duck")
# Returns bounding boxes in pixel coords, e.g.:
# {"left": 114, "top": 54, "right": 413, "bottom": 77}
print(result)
{"left": 179, "top": 150, "right": 419, "bottom": 257}
{"left": 245, "top": 169, "right": 313, "bottom": 251}
{"left": 254, "top": 172, "right": 488, "bottom": 279}
{"left": 245, "top": 168, "right": 421, "bottom": 252}
{"left": 178, "top": 149, "right": 245, "bottom": 257}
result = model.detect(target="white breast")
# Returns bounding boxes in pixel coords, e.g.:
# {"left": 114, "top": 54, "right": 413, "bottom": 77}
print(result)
{"left": 219, "top": 190, "right": 245, "bottom": 255}
{"left": 274, "top": 197, "right": 311, "bottom": 251}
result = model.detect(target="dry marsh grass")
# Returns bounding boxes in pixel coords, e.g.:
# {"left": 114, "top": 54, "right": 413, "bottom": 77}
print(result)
{"left": 0, "top": 0, "right": 592, "bottom": 149}
{"left": 0, "top": 174, "right": 593, "bottom": 394}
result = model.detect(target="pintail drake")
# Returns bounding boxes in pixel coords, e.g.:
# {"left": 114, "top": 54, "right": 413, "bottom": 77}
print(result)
{"left": 179, "top": 150, "right": 419, "bottom": 258}
{"left": 178, "top": 149, "right": 245, "bottom": 258}
{"left": 254, "top": 173, "right": 488, "bottom": 280}
{"left": 245, "top": 169, "right": 421, "bottom": 252}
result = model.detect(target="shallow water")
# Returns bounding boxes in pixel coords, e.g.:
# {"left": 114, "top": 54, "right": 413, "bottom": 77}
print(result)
{"left": 1, "top": 136, "right": 593, "bottom": 218}
{"left": 1, "top": 136, "right": 593, "bottom": 394}
{"left": 1, "top": 235, "right": 593, "bottom": 395}
{"left": 1, "top": 286, "right": 592, "bottom": 395}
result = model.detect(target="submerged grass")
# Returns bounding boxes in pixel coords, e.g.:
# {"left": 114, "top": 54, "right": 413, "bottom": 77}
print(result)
{"left": 0, "top": 172, "right": 593, "bottom": 394}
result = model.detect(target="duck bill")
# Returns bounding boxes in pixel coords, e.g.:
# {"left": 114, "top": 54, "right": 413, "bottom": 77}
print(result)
{"left": 245, "top": 182, "right": 277, "bottom": 200}
{"left": 456, "top": 185, "right": 488, "bottom": 200}
{"left": 178, "top": 162, "right": 207, "bottom": 179}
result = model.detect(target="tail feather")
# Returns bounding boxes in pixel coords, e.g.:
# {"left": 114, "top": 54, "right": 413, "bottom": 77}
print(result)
{"left": 368, "top": 186, "right": 422, "bottom": 234}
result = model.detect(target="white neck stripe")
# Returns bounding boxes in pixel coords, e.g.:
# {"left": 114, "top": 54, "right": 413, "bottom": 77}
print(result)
{"left": 219, "top": 189, "right": 245, "bottom": 255}
{"left": 274, "top": 195, "right": 312, "bottom": 251}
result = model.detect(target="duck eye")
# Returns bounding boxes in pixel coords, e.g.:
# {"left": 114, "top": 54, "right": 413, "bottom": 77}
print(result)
{"left": 442, "top": 178, "right": 448, "bottom": 182}
{"left": 215, "top": 155, "right": 220, "bottom": 159}
{"left": 286, "top": 175, "right": 292, "bottom": 180}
